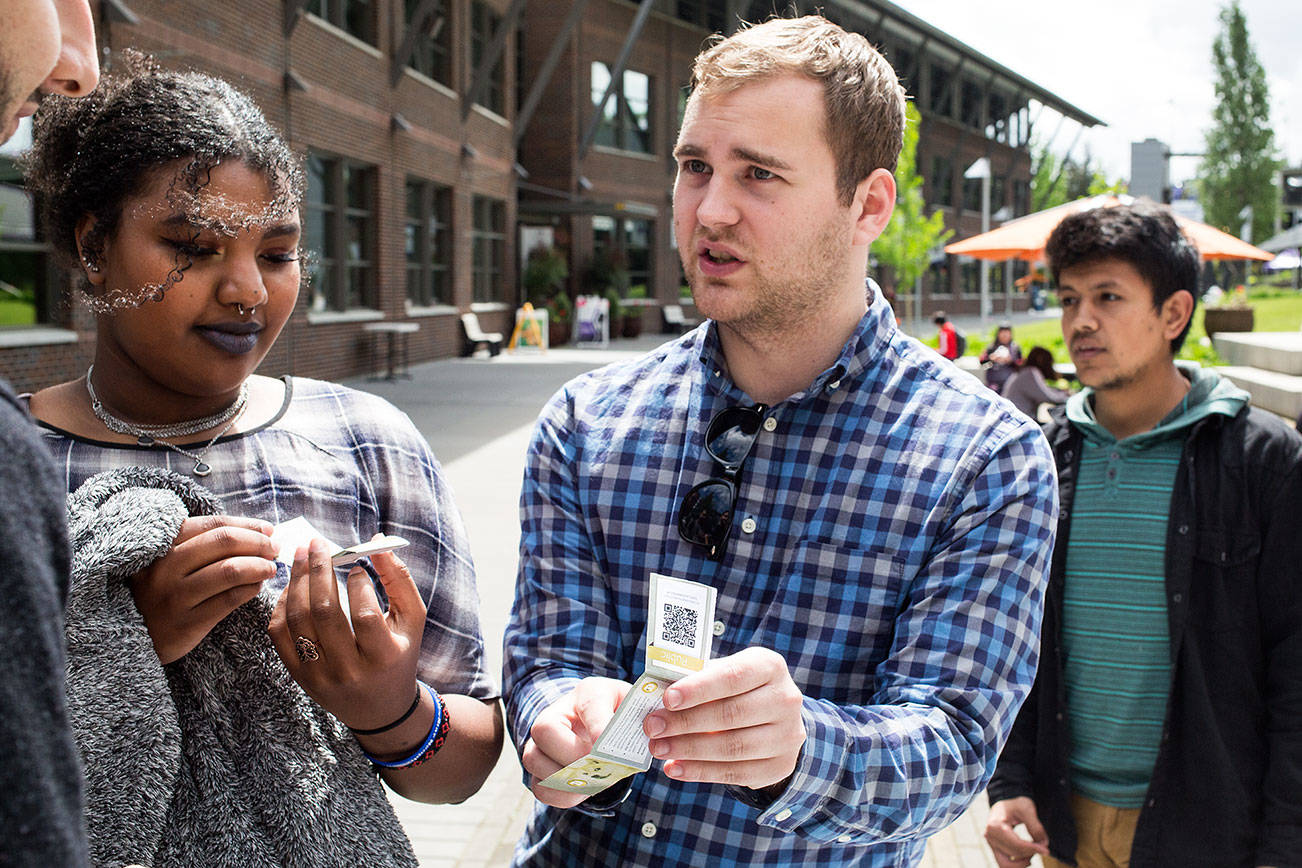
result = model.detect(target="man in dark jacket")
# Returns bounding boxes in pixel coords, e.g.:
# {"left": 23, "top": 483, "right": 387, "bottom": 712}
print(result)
{"left": 0, "top": 3, "right": 98, "bottom": 864}
{"left": 984, "top": 202, "right": 1302, "bottom": 868}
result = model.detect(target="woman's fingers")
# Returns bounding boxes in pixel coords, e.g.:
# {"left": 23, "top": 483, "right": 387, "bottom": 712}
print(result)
{"left": 367, "top": 547, "right": 426, "bottom": 636}
{"left": 307, "top": 537, "right": 357, "bottom": 663}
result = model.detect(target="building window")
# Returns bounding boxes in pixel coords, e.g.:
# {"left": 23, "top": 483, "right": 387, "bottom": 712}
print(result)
{"left": 929, "top": 154, "right": 953, "bottom": 206}
{"left": 960, "top": 78, "right": 983, "bottom": 129}
{"left": 1013, "top": 179, "right": 1031, "bottom": 217}
{"left": 991, "top": 176, "right": 1007, "bottom": 214}
{"left": 405, "top": 179, "right": 452, "bottom": 308}
{"left": 0, "top": 153, "right": 56, "bottom": 327}
{"left": 624, "top": 218, "right": 651, "bottom": 295}
{"left": 470, "top": 1, "right": 505, "bottom": 115}
{"left": 928, "top": 62, "right": 952, "bottom": 117}
{"left": 928, "top": 255, "right": 952, "bottom": 297}
{"left": 306, "top": 153, "right": 376, "bottom": 312}
{"left": 306, "top": 0, "right": 375, "bottom": 44}
{"left": 673, "top": 0, "right": 724, "bottom": 31}
{"left": 892, "top": 44, "right": 916, "bottom": 90}
{"left": 404, "top": 0, "right": 451, "bottom": 85}
{"left": 960, "top": 258, "right": 980, "bottom": 296}
{"left": 986, "top": 91, "right": 1008, "bottom": 142}
{"left": 472, "top": 196, "right": 506, "bottom": 303}
{"left": 591, "top": 62, "right": 653, "bottom": 154}
{"left": 591, "top": 215, "right": 652, "bottom": 296}
{"left": 962, "top": 175, "right": 983, "bottom": 213}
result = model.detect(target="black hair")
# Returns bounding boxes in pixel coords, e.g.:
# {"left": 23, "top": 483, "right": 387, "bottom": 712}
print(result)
{"left": 23, "top": 51, "right": 304, "bottom": 306}
{"left": 932, "top": 311, "right": 947, "bottom": 324}
{"left": 1022, "top": 346, "right": 1057, "bottom": 381}
{"left": 1045, "top": 201, "right": 1199, "bottom": 353}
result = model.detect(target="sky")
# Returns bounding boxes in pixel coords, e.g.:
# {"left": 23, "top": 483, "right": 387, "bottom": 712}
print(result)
{"left": 888, "top": 0, "right": 1302, "bottom": 185}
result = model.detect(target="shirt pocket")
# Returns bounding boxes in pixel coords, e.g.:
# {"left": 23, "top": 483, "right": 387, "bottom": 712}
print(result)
{"left": 1190, "top": 529, "right": 1260, "bottom": 632}
{"left": 753, "top": 538, "right": 906, "bottom": 702}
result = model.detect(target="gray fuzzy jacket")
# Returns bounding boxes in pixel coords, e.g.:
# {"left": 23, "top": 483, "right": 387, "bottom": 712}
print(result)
{"left": 65, "top": 467, "right": 418, "bottom": 868}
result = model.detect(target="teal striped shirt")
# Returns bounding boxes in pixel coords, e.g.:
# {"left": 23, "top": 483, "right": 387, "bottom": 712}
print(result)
{"left": 1061, "top": 436, "right": 1181, "bottom": 807}
{"left": 1060, "top": 363, "right": 1249, "bottom": 808}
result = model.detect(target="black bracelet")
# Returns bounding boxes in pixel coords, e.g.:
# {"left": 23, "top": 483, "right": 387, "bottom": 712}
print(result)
{"left": 348, "top": 683, "right": 423, "bottom": 736}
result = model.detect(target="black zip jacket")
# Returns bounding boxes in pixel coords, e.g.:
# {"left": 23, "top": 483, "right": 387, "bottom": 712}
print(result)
{"left": 987, "top": 403, "right": 1302, "bottom": 868}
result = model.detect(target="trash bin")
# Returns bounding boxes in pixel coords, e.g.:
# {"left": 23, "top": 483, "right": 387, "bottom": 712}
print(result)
{"left": 1030, "top": 286, "right": 1046, "bottom": 312}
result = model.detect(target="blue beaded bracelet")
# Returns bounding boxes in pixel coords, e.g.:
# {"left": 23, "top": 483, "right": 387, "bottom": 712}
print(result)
{"left": 363, "top": 682, "right": 450, "bottom": 769}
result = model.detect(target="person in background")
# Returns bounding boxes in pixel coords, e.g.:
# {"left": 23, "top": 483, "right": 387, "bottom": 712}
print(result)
{"left": 984, "top": 202, "right": 1302, "bottom": 868}
{"left": 979, "top": 322, "right": 1023, "bottom": 393}
{"left": 0, "top": 2, "right": 98, "bottom": 865}
{"left": 505, "top": 15, "right": 1057, "bottom": 867}
{"left": 933, "top": 310, "right": 960, "bottom": 360}
{"left": 23, "top": 57, "right": 501, "bottom": 865}
{"left": 1001, "top": 346, "right": 1069, "bottom": 421}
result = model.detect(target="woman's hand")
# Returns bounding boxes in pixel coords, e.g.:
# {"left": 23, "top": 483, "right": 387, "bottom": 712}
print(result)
{"left": 268, "top": 537, "right": 428, "bottom": 730}
{"left": 129, "top": 515, "right": 279, "bottom": 664}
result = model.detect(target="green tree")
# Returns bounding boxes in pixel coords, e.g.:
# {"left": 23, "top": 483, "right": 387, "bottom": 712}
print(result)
{"left": 1030, "top": 139, "right": 1126, "bottom": 212}
{"left": 875, "top": 103, "right": 951, "bottom": 293}
{"left": 1198, "top": 0, "right": 1279, "bottom": 243}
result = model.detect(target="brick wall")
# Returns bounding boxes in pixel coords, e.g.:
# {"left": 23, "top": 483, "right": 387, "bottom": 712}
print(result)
{"left": 0, "top": 0, "right": 517, "bottom": 391}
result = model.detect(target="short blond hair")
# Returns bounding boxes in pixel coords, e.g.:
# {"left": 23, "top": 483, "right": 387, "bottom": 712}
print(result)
{"left": 689, "top": 15, "right": 905, "bottom": 206}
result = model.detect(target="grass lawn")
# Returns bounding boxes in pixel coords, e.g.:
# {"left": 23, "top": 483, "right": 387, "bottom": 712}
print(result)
{"left": 0, "top": 298, "right": 36, "bottom": 326}
{"left": 942, "top": 290, "right": 1302, "bottom": 367}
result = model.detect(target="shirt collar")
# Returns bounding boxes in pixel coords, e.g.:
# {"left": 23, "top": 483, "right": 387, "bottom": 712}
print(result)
{"left": 694, "top": 279, "right": 895, "bottom": 405}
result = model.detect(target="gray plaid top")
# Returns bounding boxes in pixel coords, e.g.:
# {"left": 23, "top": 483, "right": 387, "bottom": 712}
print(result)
{"left": 33, "top": 377, "right": 494, "bottom": 700}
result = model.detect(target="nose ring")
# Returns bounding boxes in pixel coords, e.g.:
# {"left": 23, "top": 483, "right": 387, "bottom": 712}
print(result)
{"left": 236, "top": 304, "right": 256, "bottom": 317}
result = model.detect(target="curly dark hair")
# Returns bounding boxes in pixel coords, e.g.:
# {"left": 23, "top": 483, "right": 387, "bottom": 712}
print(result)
{"left": 1045, "top": 201, "right": 1199, "bottom": 353}
{"left": 23, "top": 51, "right": 304, "bottom": 309}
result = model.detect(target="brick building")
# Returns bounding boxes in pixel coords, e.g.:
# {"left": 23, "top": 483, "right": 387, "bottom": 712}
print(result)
{"left": 515, "top": 0, "right": 1103, "bottom": 325}
{"left": 0, "top": 0, "right": 521, "bottom": 391}
{"left": 0, "top": 0, "right": 1100, "bottom": 390}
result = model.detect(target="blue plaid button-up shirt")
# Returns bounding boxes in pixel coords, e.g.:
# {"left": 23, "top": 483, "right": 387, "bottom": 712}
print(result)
{"left": 504, "top": 289, "right": 1057, "bottom": 867}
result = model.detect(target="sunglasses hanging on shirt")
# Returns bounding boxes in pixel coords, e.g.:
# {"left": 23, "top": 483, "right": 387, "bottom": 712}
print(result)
{"left": 677, "top": 403, "right": 768, "bottom": 561}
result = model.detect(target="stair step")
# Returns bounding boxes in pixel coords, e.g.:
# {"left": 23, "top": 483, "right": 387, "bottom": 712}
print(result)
{"left": 1217, "top": 365, "right": 1302, "bottom": 420}
{"left": 1212, "top": 331, "right": 1302, "bottom": 376}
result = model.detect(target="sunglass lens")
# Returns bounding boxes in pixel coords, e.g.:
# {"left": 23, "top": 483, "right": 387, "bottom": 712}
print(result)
{"left": 707, "top": 407, "right": 763, "bottom": 466}
{"left": 678, "top": 479, "right": 735, "bottom": 546}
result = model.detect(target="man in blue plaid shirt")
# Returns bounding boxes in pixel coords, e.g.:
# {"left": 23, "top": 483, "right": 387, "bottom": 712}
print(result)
{"left": 504, "top": 15, "right": 1058, "bottom": 867}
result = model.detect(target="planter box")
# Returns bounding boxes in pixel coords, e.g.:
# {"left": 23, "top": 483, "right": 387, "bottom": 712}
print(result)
{"left": 1203, "top": 307, "right": 1254, "bottom": 337}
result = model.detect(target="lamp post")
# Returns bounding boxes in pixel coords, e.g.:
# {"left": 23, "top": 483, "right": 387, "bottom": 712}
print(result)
{"left": 965, "top": 157, "right": 992, "bottom": 319}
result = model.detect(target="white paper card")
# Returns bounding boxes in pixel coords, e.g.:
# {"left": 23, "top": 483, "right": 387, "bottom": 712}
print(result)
{"left": 538, "top": 574, "right": 717, "bottom": 795}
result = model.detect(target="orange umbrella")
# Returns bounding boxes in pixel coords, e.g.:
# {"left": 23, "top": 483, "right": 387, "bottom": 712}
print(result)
{"left": 944, "top": 194, "right": 1274, "bottom": 262}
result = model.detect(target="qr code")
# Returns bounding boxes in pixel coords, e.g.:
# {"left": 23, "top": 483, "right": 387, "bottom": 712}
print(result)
{"left": 661, "top": 603, "right": 698, "bottom": 647}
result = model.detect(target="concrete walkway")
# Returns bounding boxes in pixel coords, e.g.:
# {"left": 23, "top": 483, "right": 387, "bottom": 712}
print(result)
{"left": 345, "top": 332, "right": 1007, "bottom": 868}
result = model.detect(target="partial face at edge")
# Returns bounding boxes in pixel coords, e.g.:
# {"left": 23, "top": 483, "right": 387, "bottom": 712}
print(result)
{"left": 0, "top": 0, "right": 98, "bottom": 143}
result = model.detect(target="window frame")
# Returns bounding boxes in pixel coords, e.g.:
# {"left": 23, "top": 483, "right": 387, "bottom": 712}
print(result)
{"left": 306, "top": 152, "right": 378, "bottom": 313}
{"left": 471, "top": 195, "right": 506, "bottom": 304}
{"left": 405, "top": 178, "right": 453, "bottom": 309}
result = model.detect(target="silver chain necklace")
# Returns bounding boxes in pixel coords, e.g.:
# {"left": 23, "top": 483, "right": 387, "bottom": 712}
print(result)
{"left": 85, "top": 365, "right": 248, "bottom": 477}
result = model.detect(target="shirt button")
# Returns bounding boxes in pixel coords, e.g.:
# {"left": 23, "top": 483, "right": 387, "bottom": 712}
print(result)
{"left": 1178, "top": 524, "right": 1189, "bottom": 535}
{"left": 774, "top": 809, "right": 793, "bottom": 822}
{"left": 762, "top": 416, "right": 778, "bottom": 432}
{"left": 827, "top": 379, "right": 841, "bottom": 390}
{"left": 641, "top": 822, "right": 657, "bottom": 838}
{"left": 741, "top": 517, "right": 757, "bottom": 534}
{"left": 712, "top": 619, "right": 725, "bottom": 637}
{"left": 837, "top": 834, "right": 852, "bottom": 843}
{"left": 1172, "top": 593, "right": 1182, "bottom": 603}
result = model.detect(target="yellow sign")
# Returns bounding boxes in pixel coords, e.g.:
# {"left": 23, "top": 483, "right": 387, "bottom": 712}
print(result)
{"left": 508, "top": 302, "right": 546, "bottom": 352}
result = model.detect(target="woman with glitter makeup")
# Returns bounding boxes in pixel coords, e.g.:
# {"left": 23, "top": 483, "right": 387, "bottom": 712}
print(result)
{"left": 22, "top": 57, "right": 502, "bottom": 865}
